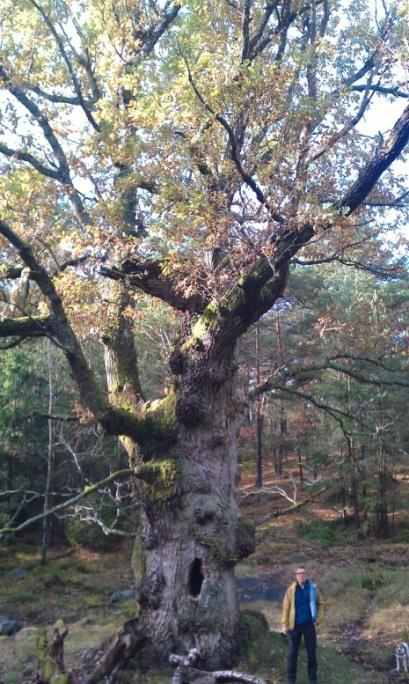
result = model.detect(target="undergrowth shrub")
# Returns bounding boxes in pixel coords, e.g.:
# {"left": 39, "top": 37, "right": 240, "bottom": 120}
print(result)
{"left": 391, "top": 527, "right": 409, "bottom": 543}
{"left": 317, "top": 567, "right": 371, "bottom": 628}
{"left": 65, "top": 518, "right": 115, "bottom": 551}
{"left": 64, "top": 495, "right": 122, "bottom": 551}
{"left": 295, "top": 520, "right": 349, "bottom": 547}
{"left": 373, "top": 570, "right": 409, "bottom": 607}
{"left": 360, "top": 570, "right": 387, "bottom": 592}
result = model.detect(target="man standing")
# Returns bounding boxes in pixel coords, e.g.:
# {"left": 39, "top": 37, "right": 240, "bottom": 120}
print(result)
{"left": 281, "top": 566, "right": 323, "bottom": 684}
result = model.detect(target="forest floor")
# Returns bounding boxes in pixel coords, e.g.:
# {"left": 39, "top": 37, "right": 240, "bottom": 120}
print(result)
{"left": 1, "top": 458, "right": 409, "bottom": 683}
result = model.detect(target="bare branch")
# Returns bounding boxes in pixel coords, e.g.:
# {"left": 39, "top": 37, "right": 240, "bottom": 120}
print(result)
{"left": 291, "top": 254, "right": 404, "bottom": 279}
{"left": 351, "top": 83, "right": 409, "bottom": 99}
{"left": 30, "top": 411, "right": 78, "bottom": 422}
{"left": 0, "top": 141, "right": 61, "bottom": 180}
{"left": 255, "top": 486, "right": 328, "bottom": 525}
{"left": 179, "top": 47, "right": 284, "bottom": 225}
{"left": 0, "top": 337, "right": 27, "bottom": 349}
{"left": 0, "top": 468, "right": 134, "bottom": 538}
{"left": 0, "top": 64, "right": 90, "bottom": 224}
{"left": 310, "top": 80, "right": 376, "bottom": 163}
{"left": 28, "top": 0, "right": 101, "bottom": 132}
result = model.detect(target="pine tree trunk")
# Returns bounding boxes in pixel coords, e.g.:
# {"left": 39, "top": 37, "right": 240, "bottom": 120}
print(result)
{"left": 42, "top": 340, "right": 54, "bottom": 564}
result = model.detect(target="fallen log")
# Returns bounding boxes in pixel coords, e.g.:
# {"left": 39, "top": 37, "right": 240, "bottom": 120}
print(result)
{"left": 255, "top": 486, "right": 328, "bottom": 525}
{"left": 169, "top": 648, "right": 268, "bottom": 684}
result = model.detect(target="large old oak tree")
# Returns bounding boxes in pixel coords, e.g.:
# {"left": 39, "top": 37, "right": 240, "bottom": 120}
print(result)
{"left": 0, "top": 0, "right": 408, "bottom": 679}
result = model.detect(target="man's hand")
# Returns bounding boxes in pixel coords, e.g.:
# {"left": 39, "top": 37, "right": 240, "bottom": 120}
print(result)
{"left": 281, "top": 627, "right": 289, "bottom": 635}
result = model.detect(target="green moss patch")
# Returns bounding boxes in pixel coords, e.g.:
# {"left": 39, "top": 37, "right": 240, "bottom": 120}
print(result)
{"left": 239, "top": 609, "right": 274, "bottom": 671}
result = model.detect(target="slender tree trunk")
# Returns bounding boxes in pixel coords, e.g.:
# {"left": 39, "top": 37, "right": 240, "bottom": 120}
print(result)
{"left": 275, "top": 308, "right": 287, "bottom": 476}
{"left": 42, "top": 340, "right": 54, "bottom": 564}
{"left": 346, "top": 437, "right": 360, "bottom": 530}
{"left": 6, "top": 451, "right": 13, "bottom": 514}
{"left": 297, "top": 448, "right": 303, "bottom": 483}
{"left": 375, "top": 455, "right": 389, "bottom": 539}
{"left": 255, "top": 326, "right": 263, "bottom": 488}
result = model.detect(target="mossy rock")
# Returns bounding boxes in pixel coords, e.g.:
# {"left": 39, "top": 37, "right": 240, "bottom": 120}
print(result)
{"left": 239, "top": 609, "right": 273, "bottom": 670}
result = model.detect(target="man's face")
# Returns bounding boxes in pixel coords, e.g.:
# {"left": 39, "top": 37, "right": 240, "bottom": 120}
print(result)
{"left": 295, "top": 568, "right": 307, "bottom": 585}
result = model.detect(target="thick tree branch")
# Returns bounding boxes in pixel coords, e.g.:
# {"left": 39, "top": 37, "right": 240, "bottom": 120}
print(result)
{"left": 351, "top": 83, "right": 409, "bottom": 99}
{"left": 0, "top": 64, "right": 71, "bottom": 179}
{"left": 241, "top": 0, "right": 252, "bottom": 62}
{"left": 130, "top": 3, "right": 181, "bottom": 68}
{"left": 26, "top": 84, "right": 94, "bottom": 106}
{"left": 100, "top": 260, "right": 208, "bottom": 313}
{"left": 0, "top": 315, "right": 53, "bottom": 338}
{"left": 247, "top": 2, "right": 278, "bottom": 60}
{"left": 0, "top": 141, "right": 61, "bottom": 180}
{"left": 339, "top": 103, "right": 409, "bottom": 214}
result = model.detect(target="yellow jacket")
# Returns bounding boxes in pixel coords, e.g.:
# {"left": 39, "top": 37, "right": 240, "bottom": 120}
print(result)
{"left": 281, "top": 581, "right": 324, "bottom": 631}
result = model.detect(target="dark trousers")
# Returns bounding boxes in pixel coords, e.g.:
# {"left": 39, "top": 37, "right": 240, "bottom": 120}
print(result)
{"left": 287, "top": 621, "right": 317, "bottom": 683}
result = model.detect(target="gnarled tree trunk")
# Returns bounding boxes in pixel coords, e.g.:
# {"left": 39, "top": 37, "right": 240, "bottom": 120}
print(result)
{"left": 133, "top": 365, "right": 254, "bottom": 667}
{"left": 112, "top": 298, "right": 260, "bottom": 669}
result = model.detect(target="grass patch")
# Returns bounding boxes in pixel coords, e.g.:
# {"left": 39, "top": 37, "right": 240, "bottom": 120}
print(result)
{"left": 4, "top": 586, "right": 39, "bottom": 605}
{"left": 310, "top": 564, "right": 372, "bottom": 630}
{"left": 360, "top": 569, "right": 388, "bottom": 592}
{"left": 365, "top": 604, "right": 409, "bottom": 641}
{"left": 373, "top": 569, "right": 409, "bottom": 607}
{"left": 0, "top": 627, "right": 39, "bottom": 684}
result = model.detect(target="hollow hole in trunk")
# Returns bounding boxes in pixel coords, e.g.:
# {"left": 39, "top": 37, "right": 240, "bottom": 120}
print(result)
{"left": 189, "top": 558, "right": 204, "bottom": 597}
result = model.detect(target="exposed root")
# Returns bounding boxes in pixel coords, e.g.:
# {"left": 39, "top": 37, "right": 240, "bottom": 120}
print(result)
{"left": 70, "top": 619, "right": 142, "bottom": 683}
